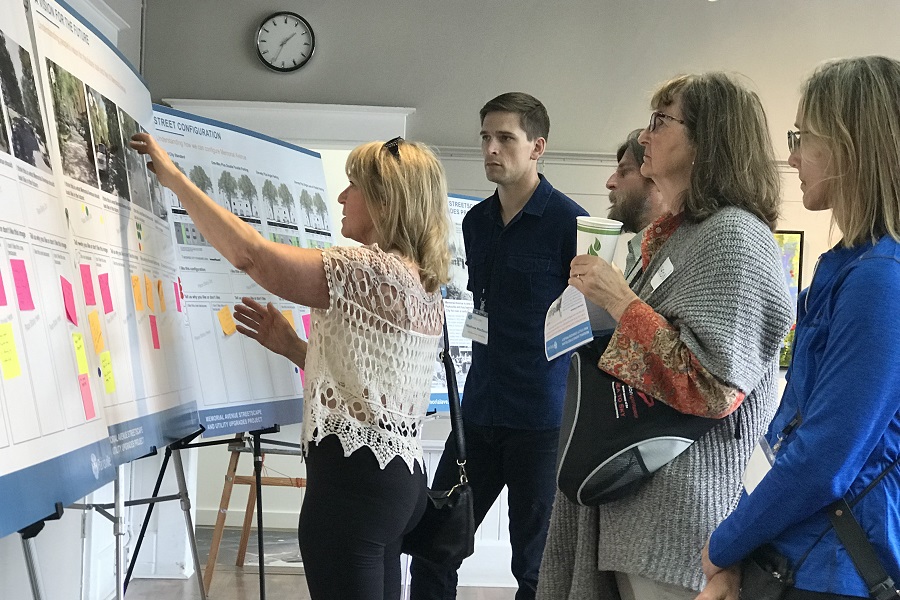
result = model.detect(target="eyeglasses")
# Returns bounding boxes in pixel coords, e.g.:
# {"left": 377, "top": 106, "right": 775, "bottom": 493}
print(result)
{"left": 648, "top": 111, "right": 686, "bottom": 132}
{"left": 787, "top": 130, "right": 804, "bottom": 154}
{"left": 383, "top": 136, "right": 403, "bottom": 159}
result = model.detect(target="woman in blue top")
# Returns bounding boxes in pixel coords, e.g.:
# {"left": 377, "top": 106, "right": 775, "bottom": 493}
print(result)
{"left": 699, "top": 56, "right": 900, "bottom": 600}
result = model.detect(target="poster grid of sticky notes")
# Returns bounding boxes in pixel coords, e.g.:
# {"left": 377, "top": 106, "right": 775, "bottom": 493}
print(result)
{"left": 153, "top": 105, "right": 330, "bottom": 436}
{"left": 428, "top": 194, "right": 480, "bottom": 412}
{"left": 0, "top": 0, "right": 206, "bottom": 538}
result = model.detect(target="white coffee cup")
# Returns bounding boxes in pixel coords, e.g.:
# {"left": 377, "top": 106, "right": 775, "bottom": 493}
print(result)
{"left": 576, "top": 216, "right": 623, "bottom": 263}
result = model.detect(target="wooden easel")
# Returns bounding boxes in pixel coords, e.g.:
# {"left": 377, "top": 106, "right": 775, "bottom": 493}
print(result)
{"left": 202, "top": 435, "right": 306, "bottom": 594}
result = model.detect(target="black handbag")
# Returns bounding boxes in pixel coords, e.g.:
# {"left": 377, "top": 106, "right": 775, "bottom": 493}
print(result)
{"left": 401, "top": 320, "right": 475, "bottom": 565}
{"left": 740, "top": 416, "right": 900, "bottom": 600}
{"left": 556, "top": 334, "right": 718, "bottom": 505}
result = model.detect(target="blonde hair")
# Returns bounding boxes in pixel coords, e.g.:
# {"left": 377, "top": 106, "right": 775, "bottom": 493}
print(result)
{"left": 345, "top": 140, "right": 451, "bottom": 293}
{"left": 651, "top": 73, "right": 781, "bottom": 230}
{"left": 800, "top": 56, "right": 900, "bottom": 246}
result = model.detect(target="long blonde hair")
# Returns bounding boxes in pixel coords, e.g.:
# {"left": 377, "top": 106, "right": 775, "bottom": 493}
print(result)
{"left": 345, "top": 140, "right": 451, "bottom": 293}
{"left": 800, "top": 56, "right": 900, "bottom": 246}
{"left": 651, "top": 72, "right": 781, "bottom": 230}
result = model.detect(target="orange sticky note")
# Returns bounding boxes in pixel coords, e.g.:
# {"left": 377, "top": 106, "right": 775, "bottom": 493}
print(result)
{"left": 131, "top": 275, "right": 144, "bottom": 312}
{"left": 78, "top": 373, "right": 95, "bottom": 420}
{"left": 0, "top": 322, "right": 22, "bottom": 379}
{"left": 88, "top": 310, "right": 105, "bottom": 355}
{"left": 217, "top": 306, "right": 236, "bottom": 336}
{"left": 144, "top": 274, "right": 155, "bottom": 312}
{"left": 281, "top": 309, "right": 296, "bottom": 329}
{"left": 156, "top": 279, "right": 166, "bottom": 312}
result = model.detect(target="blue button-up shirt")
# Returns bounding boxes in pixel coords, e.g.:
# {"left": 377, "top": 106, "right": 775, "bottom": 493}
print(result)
{"left": 461, "top": 175, "right": 588, "bottom": 430}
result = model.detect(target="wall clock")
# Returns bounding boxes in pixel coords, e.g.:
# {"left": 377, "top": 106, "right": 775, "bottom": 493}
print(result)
{"left": 255, "top": 11, "right": 315, "bottom": 73}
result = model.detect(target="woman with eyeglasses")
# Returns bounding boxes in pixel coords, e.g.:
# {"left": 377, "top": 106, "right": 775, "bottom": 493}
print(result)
{"left": 131, "top": 133, "right": 451, "bottom": 600}
{"left": 699, "top": 56, "right": 900, "bottom": 600}
{"left": 537, "top": 73, "right": 793, "bottom": 600}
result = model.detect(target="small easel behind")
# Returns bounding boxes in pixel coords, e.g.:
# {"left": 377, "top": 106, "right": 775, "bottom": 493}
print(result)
{"left": 203, "top": 431, "right": 306, "bottom": 595}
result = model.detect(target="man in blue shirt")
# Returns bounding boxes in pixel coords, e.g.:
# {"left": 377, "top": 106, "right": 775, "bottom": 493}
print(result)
{"left": 410, "top": 93, "right": 588, "bottom": 600}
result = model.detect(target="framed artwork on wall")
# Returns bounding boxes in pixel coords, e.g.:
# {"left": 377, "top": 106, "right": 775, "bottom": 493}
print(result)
{"left": 774, "top": 230, "right": 804, "bottom": 368}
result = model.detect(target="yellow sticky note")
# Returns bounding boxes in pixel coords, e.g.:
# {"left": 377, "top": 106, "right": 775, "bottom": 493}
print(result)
{"left": 217, "top": 306, "right": 236, "bottom": 336}
{"left": 72, "top": 332, "right": 89, "bottom": 375}
{"left": 144, "top": 274, "right": 155, "bottom": 312}
{"left": 99, "top": 350, "right": 116, "bottom": 393}
{"left": 157, "top": 279, "right": 166, "bottom": 312}
{"left": 131, "top": 275, "right": 144, "bottom": 312}
{"left": 0, "top": 322, "right": 22, "bottom": 380}
{"left": 281, "top": 309, "right": 296, "bottom": 329}
{"left": 88, "top": 311, "right": 105, "bottom": 355}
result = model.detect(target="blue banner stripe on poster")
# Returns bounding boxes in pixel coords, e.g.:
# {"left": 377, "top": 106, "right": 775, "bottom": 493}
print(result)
{"left": 545, "top": 321, "right": 593, "bottom": 360}
{"left": 0, "top": 438, "right": 117, "bottom": 539}
{"left": 153, "top": 104, "right": 321, "bottom": 158}
{"left": 199, "top": 397, "right": 303, "bottom": 437}
{"left": 107, "top": 404, "right": 201, "bottom": 465}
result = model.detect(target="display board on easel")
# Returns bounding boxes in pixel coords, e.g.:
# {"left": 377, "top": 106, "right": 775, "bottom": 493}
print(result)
{"left": 152, "top": 104, "right": 333, "bottom": 437}
{"left": 0, "top": 0, "right": 204, "bottom": 539}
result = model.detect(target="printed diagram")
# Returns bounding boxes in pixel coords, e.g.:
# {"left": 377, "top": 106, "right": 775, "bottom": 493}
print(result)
{"left": 298, "top": 187, "right": 330, "bottom": 232}
{"left": 215, "top": 169, "right": 259, "bottom": 219}
{"left": 261, "top": 178, "right": 295, "bottom": 225}
{"left": 0, "top": 31, "right": 52, "bottom": 173}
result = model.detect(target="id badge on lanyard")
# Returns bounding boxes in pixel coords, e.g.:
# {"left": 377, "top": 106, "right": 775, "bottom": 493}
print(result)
{"left": 462, "top": 297, "right": 489, "bottom": 345}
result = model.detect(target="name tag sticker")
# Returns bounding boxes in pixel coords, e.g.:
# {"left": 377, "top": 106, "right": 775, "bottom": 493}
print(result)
{"left": 743, "top": 436, "right": 775, "bottom": 495}
{"left": 650, "top": 257, "right": 675, "bottom": 291}
{"left": 461, "top": 311, "right": 489, "bottom": 345}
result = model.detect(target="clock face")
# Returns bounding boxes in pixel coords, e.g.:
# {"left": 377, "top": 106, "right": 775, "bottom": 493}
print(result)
{"left": 256, "top": 12, "right": 315, "bottom": 72}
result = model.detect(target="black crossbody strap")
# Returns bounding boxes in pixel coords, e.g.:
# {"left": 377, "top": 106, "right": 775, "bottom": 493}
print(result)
{"left": 441, "top": 317, "right": 466, "bottom": 464}
{"left": 829, "top": 498, "right": 899, "bottom": 599}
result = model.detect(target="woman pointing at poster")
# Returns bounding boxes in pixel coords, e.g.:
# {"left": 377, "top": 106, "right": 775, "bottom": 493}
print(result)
{"left": 131, "top": 132, "right": 451, "bottom": 600}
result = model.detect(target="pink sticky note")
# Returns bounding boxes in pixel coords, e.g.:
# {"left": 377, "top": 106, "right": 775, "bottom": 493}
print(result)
{"left": 78, "top": 373, "right": 95, "bottom": 420}
{"left": 0, "top": 270, "right": 7, "bottom": 307}
{"left": 149, "top": 314, "right": 160, "bottom": 349}
{"left": 10, "top": 259, "right": 35, "bottom": 311}
{"left": 98, "top": 273, "right": 114, "bottom": 314}
{"left": 61, "top": 276, "right": 77, "bottom": 325}
{"left": 173, "top": 281, "right": 182, "bottom": 312}
{"left": 299, "top": 313, "right": 312, "bottom": 385}
{"left": 80, "top": 264, "right": 96, "bottom": 305}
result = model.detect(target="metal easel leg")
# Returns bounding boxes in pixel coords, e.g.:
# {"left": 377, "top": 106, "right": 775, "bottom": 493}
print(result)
{"left": 172, "top": 447, "right": 207, "bottom": 600}
{"left": 21, "top": 534, "right": 45, "bottom": 600}
{"left": 114, "top": 464, "right": 126, "bottom": 600}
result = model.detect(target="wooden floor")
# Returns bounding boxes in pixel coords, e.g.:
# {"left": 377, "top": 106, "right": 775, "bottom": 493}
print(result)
{"left": 126, "top": 572, "right": 515, "bottom": 600}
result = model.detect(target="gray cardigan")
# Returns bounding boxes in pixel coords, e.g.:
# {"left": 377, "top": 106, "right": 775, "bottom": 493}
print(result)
{"left": 537, "top": 206, "right": 794, "bottom": 597}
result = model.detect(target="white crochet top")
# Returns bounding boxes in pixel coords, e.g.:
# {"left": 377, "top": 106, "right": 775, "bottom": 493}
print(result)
{"left": 302, "top": 245, "right": 443, "bottom": 472}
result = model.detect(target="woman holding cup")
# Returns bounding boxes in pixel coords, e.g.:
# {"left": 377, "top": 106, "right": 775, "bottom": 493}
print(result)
{"left": 538, "top": 73, "right": 794, "bottom": 599}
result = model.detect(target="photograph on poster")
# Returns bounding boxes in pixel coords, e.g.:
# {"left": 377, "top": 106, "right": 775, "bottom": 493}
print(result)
{"left": 118, "top": 108, "right": 154, "bottom": 210}
{"left": 259, "top": 177, "right": 294, "bottom": 225}
{"left": 446, "top": 225, "right": 470, "bottom": 301}
{"left": 298, "top": 186, "right": 330, "bottom": 233}
{"left": 173, "top": 220, "right": 210, "bottom": 247}
{"left": 47, "top": 59, "right": 97, "bottom": 185}
{"left": 147, "top": 175, "right": 168, "bottom": 220}
{"left": 774, "top": 229, "right": 804, "bottom": 368}
{"left": 0, "top": 91, "right": 9, "bottom": 154}
{"left": 85, "top": 85, "right": 129, "bottom": 201}
{"left": 1, "top": 31, "right": 51, "bottom": 172}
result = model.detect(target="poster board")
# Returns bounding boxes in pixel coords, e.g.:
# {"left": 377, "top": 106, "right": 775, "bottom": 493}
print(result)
{"left": 0, "top": 0, "right": 118, "bottom": 538}
{"left": 429, "top": 193, "right": 480, "bottom": 412}
{"left": 152, "top": 104, "right": 333, "bottom": 436}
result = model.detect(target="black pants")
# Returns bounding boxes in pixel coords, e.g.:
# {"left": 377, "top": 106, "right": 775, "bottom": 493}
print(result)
{"left": 298, "top": 435, "right": 426, "bottom": 600}
{"left": 409, "top": 421, "right": 560, "bottom": 600}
